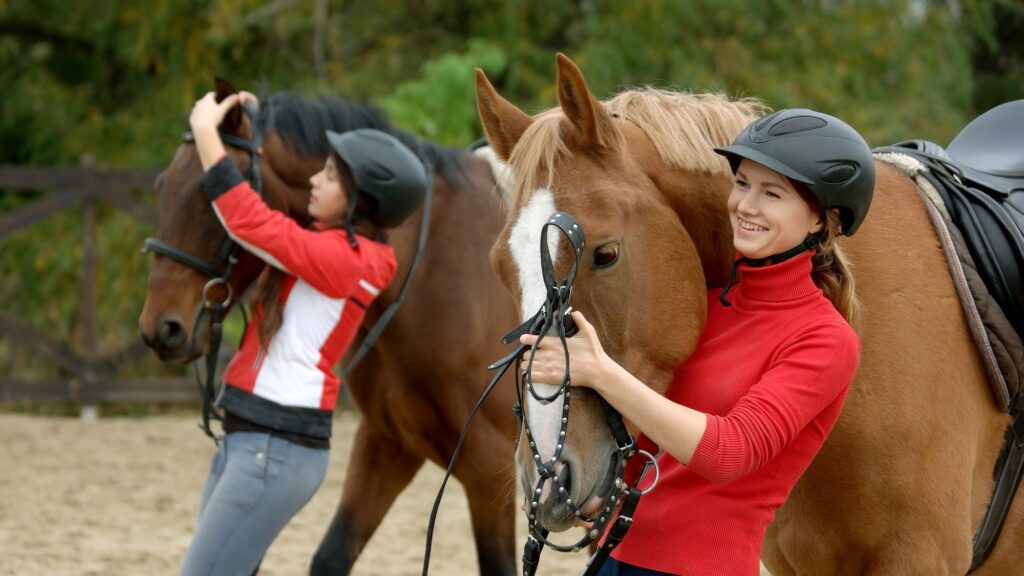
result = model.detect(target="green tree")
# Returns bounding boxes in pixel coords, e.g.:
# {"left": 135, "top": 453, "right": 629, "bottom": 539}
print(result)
{"left": 1, "top": 0, "right": 1020, "bottom": 382}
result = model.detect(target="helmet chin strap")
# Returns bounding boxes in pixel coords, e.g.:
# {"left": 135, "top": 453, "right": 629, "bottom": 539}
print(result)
{"left": 719, "top": 235, "right": 821, "bottom": 307}
{"left": 343, "top": 192, "right": 361, "bottom": 248}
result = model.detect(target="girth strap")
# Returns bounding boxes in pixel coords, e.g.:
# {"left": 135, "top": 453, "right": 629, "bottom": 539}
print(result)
{"left": 968, "top": 411, "right": 1024, "bottom": 572}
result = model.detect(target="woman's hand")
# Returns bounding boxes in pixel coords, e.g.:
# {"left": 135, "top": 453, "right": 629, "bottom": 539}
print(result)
{"left": 188, "top": 92, "right": 240, "bottom": 171}
{"left": 519, "top": 311, "right": 613, "bottom": 392}
{"left": 237, "top": 91, "right": 259, "bottom": 108}
{"left": 189, "top": 92, "right": 240, "bottom": 135}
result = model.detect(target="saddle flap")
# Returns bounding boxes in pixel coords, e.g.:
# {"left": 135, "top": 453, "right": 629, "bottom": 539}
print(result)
{"left": 947, "top": 100, "right": 1024, "bottom": 194}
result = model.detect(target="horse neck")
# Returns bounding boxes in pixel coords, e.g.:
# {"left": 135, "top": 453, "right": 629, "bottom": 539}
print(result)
{"left": 226, "top": 137, "right": 321, "bottom": 301}
{"left": 650, "top": 165, "right": 735, "bottom": 288}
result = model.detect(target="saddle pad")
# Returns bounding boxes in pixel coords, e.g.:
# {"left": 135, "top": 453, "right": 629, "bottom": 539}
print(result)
{"left": 875, "top": 152, "right": 1024, "bottom": 411}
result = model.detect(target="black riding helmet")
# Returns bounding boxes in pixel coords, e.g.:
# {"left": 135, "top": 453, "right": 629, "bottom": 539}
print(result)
{"left": 714, "top": 108, "right": 875, "bottom": 236}
{"left": 326, "top": 128, "right": 428, "bottom": 229}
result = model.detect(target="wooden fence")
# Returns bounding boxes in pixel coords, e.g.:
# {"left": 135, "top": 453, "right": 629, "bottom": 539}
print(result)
{"left": 0, "top": 161, "right": 197, "bottom": 403}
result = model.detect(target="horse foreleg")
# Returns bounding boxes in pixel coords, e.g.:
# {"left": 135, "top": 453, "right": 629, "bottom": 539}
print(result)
{"left": 309, "top": 421, "right": 424, "bottom": 576}
{"left": 457, "top": 426, "right": 518, "bottom": 576}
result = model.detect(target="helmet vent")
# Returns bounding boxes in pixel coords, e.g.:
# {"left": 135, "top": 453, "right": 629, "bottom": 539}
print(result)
{"left": 754, "top": 111, "right": 781, "bottom": 131}
{"left": 768, "top": 116, "right": 827, "bottom": 136}
{"left": 821, "top": 162, "right": 858, "bottom": 183}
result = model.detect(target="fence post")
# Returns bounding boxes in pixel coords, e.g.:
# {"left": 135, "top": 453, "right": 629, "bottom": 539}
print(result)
{"left": 79, "top": 156, "right": 98, "bottom": 420}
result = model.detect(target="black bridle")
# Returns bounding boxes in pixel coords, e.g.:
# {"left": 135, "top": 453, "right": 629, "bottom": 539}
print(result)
{"left": 142, "top": 103, "right": 263, "bottom": 443}
{"left": 421, "top": 212, "right": 659, "bottom": 576}
{"left": 143, "top": 101, "right": 434, "bottom": 442}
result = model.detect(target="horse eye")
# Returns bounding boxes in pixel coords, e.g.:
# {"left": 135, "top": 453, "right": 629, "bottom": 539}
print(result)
{"left": 591, "top": 242, "right": 620, "bottom": 270}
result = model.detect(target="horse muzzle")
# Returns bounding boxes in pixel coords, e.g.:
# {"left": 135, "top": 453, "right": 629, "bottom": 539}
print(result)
{"left": 139, "top": 313, "right": 204, "bottom": 362}
{"left": 520, "top": 449, "right": 618, "bottom": 532}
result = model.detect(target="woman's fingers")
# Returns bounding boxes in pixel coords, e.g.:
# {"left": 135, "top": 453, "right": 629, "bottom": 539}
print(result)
{"left": 190, "top": 92, "right": 240, "bottom": 132}
{"left": 217, "top": 93, "right": 240, "bottom": 113}
{"left": 571, "top": 310, "right": 593, "bottom": 334}
{"left": 573, "top": 517, "right": 595, "bottom": 529}
{"left": 237, "top": 90, "right": 259, "bottom": 107}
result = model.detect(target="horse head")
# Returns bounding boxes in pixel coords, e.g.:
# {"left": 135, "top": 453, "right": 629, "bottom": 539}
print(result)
{"left": 138, "top": 78, "right": 314, "bottom": 362}
{"left": 477, "top": 54, "right": 758, "bottom": 532}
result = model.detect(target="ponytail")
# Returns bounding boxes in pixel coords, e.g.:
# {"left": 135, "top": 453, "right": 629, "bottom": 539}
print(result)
{"left": 812, "top": 210, "right": 859, "bottom": 325}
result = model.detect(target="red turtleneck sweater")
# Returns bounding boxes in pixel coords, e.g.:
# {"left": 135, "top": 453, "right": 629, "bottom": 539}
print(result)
{"left": 613, "top": 252, "right": 860, "bottom": 575}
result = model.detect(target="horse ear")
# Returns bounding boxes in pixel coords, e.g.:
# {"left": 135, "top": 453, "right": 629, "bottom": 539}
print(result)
{"left": 476, "top": 69, "right": 532, "bottom": 161}
{"left": 214, "top": 77, "right": 243, "bottom": 135}
{"left": 555, "top": 53, "right": 615, "bottom": 151}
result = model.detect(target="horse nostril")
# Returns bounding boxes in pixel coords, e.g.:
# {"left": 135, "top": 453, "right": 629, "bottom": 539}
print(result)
{"left": 557, "top": 462, "right": 572, "bottom": 495}
{"left": 157, "top": 319, "right": 185, "bottom": 350}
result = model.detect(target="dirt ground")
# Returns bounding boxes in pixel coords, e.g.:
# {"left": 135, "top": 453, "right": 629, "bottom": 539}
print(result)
{"left": 0, "top": 411, "right": 775, "bottom": 576}
{"left": 0, "top": 411, "right": 591, "bottom": 576}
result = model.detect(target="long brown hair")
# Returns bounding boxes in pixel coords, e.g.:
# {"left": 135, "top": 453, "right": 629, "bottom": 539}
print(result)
{"left": 811, "top": 210, "right": 859, "bottom": 325}
{"left": 790, "top": 182, "right": 859, "bottom": 326}
{"left": 254, "top": 155, "right": 386, "bottom": 348}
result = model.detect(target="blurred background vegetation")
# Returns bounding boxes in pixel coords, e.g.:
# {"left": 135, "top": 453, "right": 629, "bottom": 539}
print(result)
{"left": 1, "top": 0, "right": 1021, "bottom": 387}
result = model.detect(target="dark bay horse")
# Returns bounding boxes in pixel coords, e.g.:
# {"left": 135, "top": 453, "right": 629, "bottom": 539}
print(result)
{"left": 138, "top": 80, "right": 519, "bottom": 575}
{"left": 475, "top": 54, "right": 1023, "bottom": 574}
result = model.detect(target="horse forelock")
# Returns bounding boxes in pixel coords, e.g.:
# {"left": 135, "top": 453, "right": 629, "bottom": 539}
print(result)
{"left": 507, "top": 109, "right": 571, "bottom": 206}
{"left": 507, "top": 89, "right": 767, "bottom": 206}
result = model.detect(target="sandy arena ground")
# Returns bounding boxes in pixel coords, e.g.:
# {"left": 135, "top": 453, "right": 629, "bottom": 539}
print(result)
{"left": 0, "top": 411, "right": 591, "bottom": 576}
{"left": 0, "top": 411, "right": 775, "bottom": 576}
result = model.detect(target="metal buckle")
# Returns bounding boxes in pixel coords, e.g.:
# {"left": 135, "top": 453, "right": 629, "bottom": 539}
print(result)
{"left": 635, "top": 449, "right": 661, "bottom": 495}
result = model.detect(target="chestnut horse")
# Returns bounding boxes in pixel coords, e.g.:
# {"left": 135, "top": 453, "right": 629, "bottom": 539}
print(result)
{"left": 475, "top": 54, "right": 1023, "bottom": 574}
{"left": 138, "top": 81, "right": 519, "bottom": 575}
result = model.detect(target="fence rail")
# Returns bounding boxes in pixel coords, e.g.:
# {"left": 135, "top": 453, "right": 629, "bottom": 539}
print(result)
{"left": 0, "top": 162, "right": 197, "bottom": 404}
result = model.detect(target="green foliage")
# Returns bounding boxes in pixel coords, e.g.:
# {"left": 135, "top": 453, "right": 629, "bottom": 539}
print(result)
{"left": 573, "top": 0, "right": 975, "bottom": 145}
{"left": 379, "top": 39, "right": 508, "bottom": 146}
{"left": 1, "top": 0, "right": 1021, "bottom": 383}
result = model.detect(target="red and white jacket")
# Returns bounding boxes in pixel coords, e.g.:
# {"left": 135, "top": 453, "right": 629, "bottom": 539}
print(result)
{"left": 200, "top": 157, "right": 396, "bottom": 438}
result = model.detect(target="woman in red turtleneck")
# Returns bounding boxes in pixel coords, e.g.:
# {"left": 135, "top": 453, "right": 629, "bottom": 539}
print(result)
{"left": 522, "top": 109, "right": 876, "bottom": 576}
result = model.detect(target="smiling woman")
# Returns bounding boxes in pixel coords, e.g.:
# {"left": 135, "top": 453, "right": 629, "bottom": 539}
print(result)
{"left": 714, "top": 108, "right": 874, "bottom": 320}
{"left": 544, "top": 108, "right": 875, "bottom": 576}
{"left": 727, "top": 161, "right": 823, "bottom": 261}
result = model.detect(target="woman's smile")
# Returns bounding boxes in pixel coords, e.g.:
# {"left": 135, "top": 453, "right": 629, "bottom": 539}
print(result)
{"left": 737, "top": 218, "right": 768, "bottom": 233}
{"left": 727, "top": 159, "right": 822, "bottom": 259}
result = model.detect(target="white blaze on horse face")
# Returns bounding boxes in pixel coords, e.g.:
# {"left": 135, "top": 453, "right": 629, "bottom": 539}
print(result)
{"left": 509, "top": 187, "right": 565, "bottom": 493}
{"left": 509, "top": 187, "right": 560, "bottom": 320}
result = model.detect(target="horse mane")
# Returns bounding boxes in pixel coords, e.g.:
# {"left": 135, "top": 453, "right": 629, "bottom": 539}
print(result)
{"left": 259, "top": 92, "right": 468, "bottom": 185}
{"left": 508, "top": 88, "right": 768, "bottom": 203}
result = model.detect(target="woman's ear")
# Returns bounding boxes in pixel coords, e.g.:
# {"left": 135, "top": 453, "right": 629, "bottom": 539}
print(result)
{"left": 812, "top": 208, "right": 838, "bottom": 235}
{"left": 811, "top": 216, "right": 825, "bottom": 235}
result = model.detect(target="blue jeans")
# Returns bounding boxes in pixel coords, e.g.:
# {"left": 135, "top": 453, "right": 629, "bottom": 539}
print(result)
{"left": 180, "top": 432, "right": 329, "bottom": 576}
{"left": 596, "top": 557, "right": 676, "bottom": 575}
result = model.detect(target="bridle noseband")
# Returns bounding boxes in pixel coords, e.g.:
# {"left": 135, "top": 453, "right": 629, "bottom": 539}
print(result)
{"left": 512, "top": 213, "right": 658, "bottom": 576}
{"left": 141, "top": 102, "right": 263, "bottom": 442}
{"left": 421, "top": 212, "right": 660, "bottom": 576}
